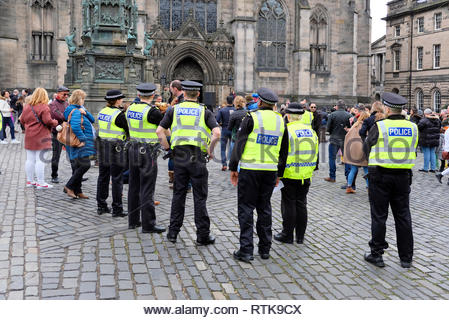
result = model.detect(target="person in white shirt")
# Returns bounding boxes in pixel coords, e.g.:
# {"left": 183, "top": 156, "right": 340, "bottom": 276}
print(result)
{"left": 436, "top": 128, "right": 449, "bottom": 184}
{"left": 0, "top": 90, "right": 20, "bottom": 144}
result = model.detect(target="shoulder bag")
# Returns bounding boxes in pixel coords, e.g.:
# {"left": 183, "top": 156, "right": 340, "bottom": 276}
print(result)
{"left": 57, "top": 109, "right": 85, "bottom": 147}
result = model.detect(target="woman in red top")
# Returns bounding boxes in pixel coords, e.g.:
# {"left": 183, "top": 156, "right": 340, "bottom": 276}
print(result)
{"left": 19, "top": 88, "right": 58, "bottom": 189}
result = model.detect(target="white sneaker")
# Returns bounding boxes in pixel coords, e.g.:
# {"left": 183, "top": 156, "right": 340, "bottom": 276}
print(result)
{"left": 11, "top": 139, "right": 20, "bottom": 144}
{"left": 26, "top": 181, "right": 37, "bottom": 188}
{"left": 0, "top": 140, "right": 8, "bottom": 145}
{"left": 36, "top": 183, "right": 53, "bottom": 189}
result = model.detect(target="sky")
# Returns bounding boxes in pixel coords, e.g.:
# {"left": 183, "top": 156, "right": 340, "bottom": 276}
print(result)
{"left": 371, "top": 0, "right": 389, "bottom": 42}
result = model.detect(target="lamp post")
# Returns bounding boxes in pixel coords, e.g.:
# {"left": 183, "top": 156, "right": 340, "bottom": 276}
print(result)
{"left": 160, "top": 74, "right": 166, "bottom": 88}
{"left": 228, "top": 74, "right": 233, "bottom": 94}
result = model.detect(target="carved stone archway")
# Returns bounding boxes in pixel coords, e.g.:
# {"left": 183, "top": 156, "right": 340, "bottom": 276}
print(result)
{"left": 162, "top": 42, "right": 220, "bottom": 87}
{"left": 172, "top": 57, "right": 204, "bottom": 82}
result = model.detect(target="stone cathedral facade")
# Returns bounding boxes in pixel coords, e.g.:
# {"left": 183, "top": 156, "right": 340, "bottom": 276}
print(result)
{"left": 0, "top": 0, "right": 372, "bottom": 106}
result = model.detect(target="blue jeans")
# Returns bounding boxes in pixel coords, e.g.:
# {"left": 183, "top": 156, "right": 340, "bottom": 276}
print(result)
{"left": 422, "top": 146, "right": 437, "bottom": 171}
{"left": 347, "top": 165, "right": 369, "bottom": 188}
{"left": 1, "top": 116, "right": 15, "bottom": 140}
{"left": 221, "top": 128, "right": 232, "bottom": 166}
{"left": 328, "top": 142, "right": 350, "bottom": 180}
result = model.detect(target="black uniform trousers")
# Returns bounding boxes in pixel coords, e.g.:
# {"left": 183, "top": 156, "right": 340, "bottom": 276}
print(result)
{"left": 51, "top": 132, "right": 63, "bottom": 179}
{"left": 238, "top": 169, "right": 277, "bottom": 255}
{"left": 96, "top": 140, "right": 126, "bottom": 214}
{"left": 368, "top": 167, "right": 414, "bottom": 263}
{"left": 128, "top": 143, "right": 158, "bottom": 231}
{"left": 280, "top": 178, "right": 311, "bottom": 241}
{"left": 169, "top": 146, "right": 210, "bottom": 239}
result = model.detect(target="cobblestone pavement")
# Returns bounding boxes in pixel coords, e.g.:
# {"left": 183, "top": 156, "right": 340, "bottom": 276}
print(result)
{"left": 1, "top": 134, "right": 449, "bottom": 300}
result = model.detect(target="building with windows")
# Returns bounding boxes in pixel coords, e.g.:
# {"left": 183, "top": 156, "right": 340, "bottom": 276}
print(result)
{"left": 371, "top": 35, "right": 386, "bottom": 100}
{"left": 384, "top": 0, "right": 449, "bottom": 112}
{"left": 0, "top": 0, "right": 372, "bottom": 106}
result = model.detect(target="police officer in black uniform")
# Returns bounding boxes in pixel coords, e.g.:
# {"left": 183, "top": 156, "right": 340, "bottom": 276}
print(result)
{"left": 229, "top": 88, "right": 289, "bottom": 263}
{"left": 363, "top": 92, "right": 418, "bottom": 269}
{"left": 126, "top": 83, "right": 165, "bottom": 233}
{"left": 156, "top": 81, "right": 221, "bottom": 245}
{"left": 96, "top": 90, "right": 129, "bottom": 217}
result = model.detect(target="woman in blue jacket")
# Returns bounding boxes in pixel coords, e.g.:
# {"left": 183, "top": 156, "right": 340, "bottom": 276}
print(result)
{"left": 63, "top": 90, "right": 96, "bottom": 199}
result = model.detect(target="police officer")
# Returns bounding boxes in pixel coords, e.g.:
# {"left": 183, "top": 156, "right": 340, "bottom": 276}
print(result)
{"left": 126, "top": 83, "right": 165, "bottom": 233}
{"left": 229, "top": 87, "right": 286, "bottom": 263}
{"left": 96, "top": 90, "right": 128, "bottom": 217}
{"left": 363, "top": 92, "right": 418, "bottom": 269}
{"left": 156, "top": 80, "right": 221, "bottom": 245}
{"left": 274, "top": 103, "right": 318, "bottom": 245}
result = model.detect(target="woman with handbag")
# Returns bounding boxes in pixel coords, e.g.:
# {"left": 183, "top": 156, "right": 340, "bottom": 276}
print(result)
{"left": 436, "top": 127, "right": 449, "bottom": 185}
{"left": 19, "top": 88, "right": 58, "bottom": 189}
{"left": 63, "top": 89, "right": 96, "bottom": 199}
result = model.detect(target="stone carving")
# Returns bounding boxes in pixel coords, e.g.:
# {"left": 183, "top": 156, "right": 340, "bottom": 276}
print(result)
{"left": 143, "top": 32, "right": 154, "bottom": 56}
{"left": 127, "top": 28, "right": 137, "bottom": 54}
{"left": 95, "top": 60, "right": 124, "bottom": 81}
{"left": 134, "top": 62, "right": 143, "bottom": 81}
{"left": 31, "top": 0, "right": 54, "bottom": 8}
{"left": 65, "top": 28, "right": 77, "bottom": 54}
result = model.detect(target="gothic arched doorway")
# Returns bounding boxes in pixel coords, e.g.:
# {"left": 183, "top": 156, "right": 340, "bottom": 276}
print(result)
{"left": 172, "top": 57, "right": 204, "bottom": 102}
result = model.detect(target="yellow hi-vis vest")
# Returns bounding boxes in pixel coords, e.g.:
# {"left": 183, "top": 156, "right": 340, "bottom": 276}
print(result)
{"left": 298, "top": 110, "right": 314, "bottom": 126}
{"left": 0, "top": 112, "right": 3, "bottom": 132}
{"left": 282, "top": 121, "right": 318, "bottom": 180}
{"left": 126, "top": 102, "right": 159, "bottom": 143}
{"left": 97, "top": 106, "right": 126, "bottom": 141}
{"left": 170, "top": 101, "right": 211, "bottom": 152}
{"left": 240, "top": 110, "right": 285, "bottom": 171}
{"left": 368, "top": 119, "right": 418, "bottom": 169}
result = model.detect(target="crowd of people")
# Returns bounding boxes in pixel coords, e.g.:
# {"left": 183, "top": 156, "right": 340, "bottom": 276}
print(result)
{"left": 1, "top": 81, "right": 448, "bottom": 268}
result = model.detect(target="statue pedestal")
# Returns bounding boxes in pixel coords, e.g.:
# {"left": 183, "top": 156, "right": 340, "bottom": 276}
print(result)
{"left": 64, "top": 0, "right": 153, "bottom": 114}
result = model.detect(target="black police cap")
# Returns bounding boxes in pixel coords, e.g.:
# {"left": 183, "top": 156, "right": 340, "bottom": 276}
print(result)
{"left": 257, "top": 87, "right": 278, "bottom": 105}
{"left": 181, "top": 80, "right": 203, "bottom": 91}
{"left": 382, "top": 92, "right": 407, "bottom": 109}
{"left": 104, "top": 89, "right": 125, "bottom": 101}
{"left": 136, "top": 83, "right": 157, "bottom": 95}
{"left": 286, "top": 102, "right": 306, "bottom": 114}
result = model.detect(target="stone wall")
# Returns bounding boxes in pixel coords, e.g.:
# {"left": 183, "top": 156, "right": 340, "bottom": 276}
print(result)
{"left": 0, "top": 0, "right": 372, "bottom": 107}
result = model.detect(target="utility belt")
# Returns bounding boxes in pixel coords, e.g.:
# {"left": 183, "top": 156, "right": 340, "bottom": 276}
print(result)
{"left": 172, "top": 146, "right": 210, "bottom": 164}
{"left": 97, "top": 137, "right": 126, "bottom": 153}
{"left": 129, "top": 140, "right": 162, "bottom": 157}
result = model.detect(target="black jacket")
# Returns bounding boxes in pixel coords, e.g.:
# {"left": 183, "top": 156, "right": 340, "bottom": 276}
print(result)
{"left": 326, "top": 109, "right": 351, "bottom": 145}
{"left": 418, "top": 116, "right": 441, "bottom": 147}
{"left": 359, "top": 112, "right": 378, "bottom": 142}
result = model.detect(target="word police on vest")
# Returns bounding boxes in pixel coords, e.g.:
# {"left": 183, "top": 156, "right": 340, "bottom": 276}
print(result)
{"left": 127, "top": 111, "right": 143, "bottom": 120}
{"left": 296, "top": 129, "right": 313, "bottom": 138}
{"left": 257, "top": 134, "right": 279, "bottom": 146}
{"left": 98, "top": 113, "right": 112, "bottom": 122}
{"left": 389, "top": 128, "right": 413, "bottom": 137}
{"left": 177, "top": 108, "right": 200, "bottom": 117}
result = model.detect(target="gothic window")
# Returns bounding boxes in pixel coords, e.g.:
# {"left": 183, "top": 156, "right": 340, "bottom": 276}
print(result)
{"left": 257, "top": 0, "right": 287, "bottom": 70}
{"left": 416, "top": 89, "right": 424, "bottom": 110}
{"left": 433, "top": 89, "right": 441, "bottom": 112}
{"left": 31, "top": 0, "right": 55, "bottom": 61}
{"left": 310, "top": 6, "right": 329, "bottom": 72}
{"left": 159, "top": 0, "right": 217, "bottom": 33}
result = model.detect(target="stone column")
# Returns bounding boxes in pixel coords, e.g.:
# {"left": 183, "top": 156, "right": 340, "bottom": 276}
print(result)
{"left": 231, "top": 0, "right": 256, "bottom": 93}
{"left": 294, "top": 7, "right": 311, "bottom": 97}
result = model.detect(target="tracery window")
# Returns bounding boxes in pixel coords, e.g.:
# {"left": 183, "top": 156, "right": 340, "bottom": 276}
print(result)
{"left": 416, "top": 89, "right": 424, "bottom": 110}
{"left": 160, "top": 0, "right": 217, "bottom": 33}
{"left": 310, "top": 5, "right": 329, "bottom": 72}
{"left": 433, "top": 89, "right": 441, "bottom": 112}
{"left": 257, "top": 0, "right": 287, "bottom": 70}
{"left": 31, "top": 0, "right": 55, "bottom": 61}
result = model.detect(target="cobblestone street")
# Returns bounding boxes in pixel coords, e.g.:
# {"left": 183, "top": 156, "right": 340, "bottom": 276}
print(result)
{"left": 1, "top": 134, "right": 449, "bottom": 300}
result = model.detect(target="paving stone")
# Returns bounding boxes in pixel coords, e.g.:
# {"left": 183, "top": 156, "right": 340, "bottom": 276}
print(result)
{"left": 79, "top": 282, "right": 97, "bottom": 293}
{"left": 99, "top": 287, "right": 116, "bottom": 299}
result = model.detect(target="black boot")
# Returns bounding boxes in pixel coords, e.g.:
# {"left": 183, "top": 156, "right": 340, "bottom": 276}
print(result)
{"left": 97, "top": 206, "right": 110, "bottom": 215}
{"left": 364, "top": 252, "right": 385, "bottom": 268}
{"left": 274, "top": 232, "right": 293, "bottom": 244}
